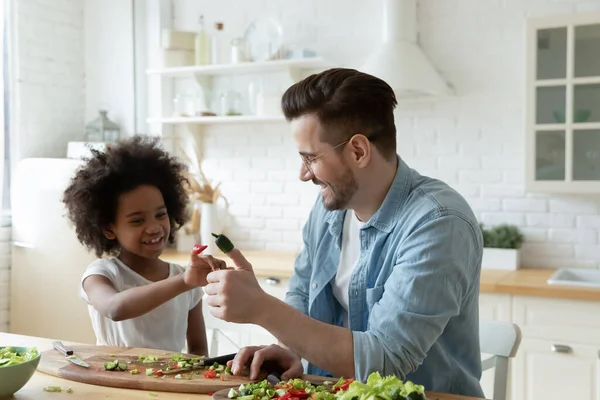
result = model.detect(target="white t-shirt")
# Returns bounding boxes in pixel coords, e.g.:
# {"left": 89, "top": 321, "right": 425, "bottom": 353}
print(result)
{"left": 79, "top": 258, "right": 203, "bottom": 353}
{"left": 332, "top": 211, "right": 364, "bottom": 328}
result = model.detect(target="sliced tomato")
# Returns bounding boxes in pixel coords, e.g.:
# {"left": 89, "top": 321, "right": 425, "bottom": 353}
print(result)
{"left": 278, "top": 392, "right": 292, "bottom": 400}
{"left": 288, "top": 389, "right": 309, "bottom": 399}
{"left": 203, "top": 369, "right": 217, "bottom": 379}
{"left": 334, "top": 378, "right": 354, "bottom": 392}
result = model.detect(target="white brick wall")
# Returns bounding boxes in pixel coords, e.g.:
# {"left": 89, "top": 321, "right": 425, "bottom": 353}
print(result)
{"left": 168, "top": 0, "right": 600, "bottom": 269}
{"left": 3, "top": 0, "right": 85, "bottom": 329}
{"left": 13, "top": 0, "right": 85, "bottom": 162}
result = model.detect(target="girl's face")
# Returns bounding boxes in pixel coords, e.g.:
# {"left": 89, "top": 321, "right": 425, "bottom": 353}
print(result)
{"left": 105, "top": 185, "right": 171, "bottom": 260}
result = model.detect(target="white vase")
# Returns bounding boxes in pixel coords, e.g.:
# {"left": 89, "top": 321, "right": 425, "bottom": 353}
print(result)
{"left": 200, "top": 202, "right": 221, "bottom": 255}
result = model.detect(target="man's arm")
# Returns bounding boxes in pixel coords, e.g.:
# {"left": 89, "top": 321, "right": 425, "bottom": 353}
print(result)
{"left": 255, "top": 213, "right": 479, "bottom": 380}
{"left": 283, "top": 221, "right": 314, "bottom": 314}
{"left": 258, "top": 295, "right": 355, "bottom": 377}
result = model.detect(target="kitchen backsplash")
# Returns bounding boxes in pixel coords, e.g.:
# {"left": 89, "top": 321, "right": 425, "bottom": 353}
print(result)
{"left": 173, "top": 0, "right": 600, "bottom": 269}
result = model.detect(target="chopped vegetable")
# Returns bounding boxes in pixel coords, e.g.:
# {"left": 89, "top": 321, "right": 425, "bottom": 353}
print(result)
{"left": 104, "top": 359, "right": 127, "bottom": 371}
{"left": 211, "top": 233, "right": 235, "bottom": 253}
{"left": 139, "top": 355, "right": 160, "bottom": 363}
{"left": 66, "top": 387, "right": 74, "bottom": 394}
{"left": 0, "top": 346, "right": 39, "bottom": 367}
{"left": 43, "top": 386, "right": 62, "bottom": 393}
{"left": 192, "top": 244, "right": 208, "bottom": 254}
{"left": 130, "top": 369, "right": 139, "bottom": 375}
{"left": 148, "top": 392, "right": 158, "bottom": 397}
{"left": 203, "top": 369, "right": 217, "bottom": 379}
{"left": 146, "top": 368, "right": 155, "bottom": 376}
{"left": 227, "top": 372, "right": 426, "bottom": 400}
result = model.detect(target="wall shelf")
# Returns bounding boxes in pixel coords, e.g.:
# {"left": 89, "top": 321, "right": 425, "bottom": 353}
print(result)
{"left": 146, "top": 57, "right": 330, "bottom": 78}
{"left": 146, "top": 115, "right": 286, "bottom": 125}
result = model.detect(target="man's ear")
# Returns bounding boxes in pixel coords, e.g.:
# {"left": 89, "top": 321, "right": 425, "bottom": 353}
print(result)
{"left": 349, "top": 134, "right": 371, "bottom": 167}
{"left": 103, "top": 228, "right": 116, "bottom": 240}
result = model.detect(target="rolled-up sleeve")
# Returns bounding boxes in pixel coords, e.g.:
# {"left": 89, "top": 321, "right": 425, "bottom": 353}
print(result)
{"left": 352, "top": 213, "right": 480, "bottom": 381}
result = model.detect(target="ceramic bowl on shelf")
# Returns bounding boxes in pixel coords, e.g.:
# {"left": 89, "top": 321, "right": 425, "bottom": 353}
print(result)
{"left": 552, "top": 109, "right": 591, "bottom": 123}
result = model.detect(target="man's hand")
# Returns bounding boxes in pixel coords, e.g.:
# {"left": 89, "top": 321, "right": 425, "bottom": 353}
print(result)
{"left": 227, "top": 344, "right": 304, "bottom": 381}
{"left": 204, "top": 248, "right": 269, "bottom": 323}
{"left": 183, "top": 246, "right": 227, "bottom": 288}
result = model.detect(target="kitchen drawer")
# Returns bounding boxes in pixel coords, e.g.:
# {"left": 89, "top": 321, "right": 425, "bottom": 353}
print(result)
{"left": 513, "top": 295, "right": 600, "bottom": 345}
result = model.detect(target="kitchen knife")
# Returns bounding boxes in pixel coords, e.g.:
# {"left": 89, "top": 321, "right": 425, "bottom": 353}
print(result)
{"left": 52, "top": 341, "right": 90, "bottom": 368}
{"left": 199, "top": 352, "right": 237, "bottom": 366}
{"left": 163, "top": 352, "right": 238, "bottom": 375}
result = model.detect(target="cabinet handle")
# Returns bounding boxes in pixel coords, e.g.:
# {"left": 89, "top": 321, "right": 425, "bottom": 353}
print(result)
{"left": 264, "top": 277, "right": 280, "bottom": 285}
{"left": 551, "top": 344, "right": 572, "bottom": 354}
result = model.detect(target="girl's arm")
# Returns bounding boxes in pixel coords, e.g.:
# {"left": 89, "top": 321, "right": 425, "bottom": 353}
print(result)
{"left": 186, "top": 299, "right": 209, "bottom": 356}
{"left": 82, "top": 274, "right": 192, "bottom": 321}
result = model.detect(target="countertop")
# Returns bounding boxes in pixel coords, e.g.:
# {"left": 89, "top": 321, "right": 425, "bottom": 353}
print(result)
{"left": 1, "top": 333, "right": 487, "bottom": 400}
{"left": 162, "top": 249, "right": 600, "bottom": 302}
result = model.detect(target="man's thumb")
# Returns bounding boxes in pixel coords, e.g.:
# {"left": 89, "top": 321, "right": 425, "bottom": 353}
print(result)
{"left": 226, "top": 248, "right": 253, "bottom": 271}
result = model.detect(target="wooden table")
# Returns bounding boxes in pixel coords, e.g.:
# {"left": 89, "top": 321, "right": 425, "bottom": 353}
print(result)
{"left": 1, "top": 332, "right": 487, "bottom": 400}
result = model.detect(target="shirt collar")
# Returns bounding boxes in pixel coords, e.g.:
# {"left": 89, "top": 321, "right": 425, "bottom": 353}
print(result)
{"left": 325, "top": 154, "right": 411, "bottom": 235}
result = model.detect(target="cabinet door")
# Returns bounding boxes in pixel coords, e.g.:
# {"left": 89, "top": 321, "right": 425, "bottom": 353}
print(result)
{"left": 479, "top": 293, "right": 512, "bottom": 322}
{"left": 526, "top": 12, "right": 600, "bottom": 193}
{"left": 512, "top": 338, "right": 599, "bottom": 400}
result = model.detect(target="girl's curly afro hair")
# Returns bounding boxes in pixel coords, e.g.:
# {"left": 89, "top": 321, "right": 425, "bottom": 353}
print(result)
{"left": 62, "top": 135, "right": 191, "bottom": 257}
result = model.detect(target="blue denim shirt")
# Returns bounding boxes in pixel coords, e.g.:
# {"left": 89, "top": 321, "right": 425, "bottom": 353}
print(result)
{"left": 284, "top": 156, "right": 484, "bottom": 398}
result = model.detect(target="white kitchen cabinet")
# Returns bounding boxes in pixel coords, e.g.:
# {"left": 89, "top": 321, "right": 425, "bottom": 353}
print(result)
{"left": 525, "top": 12, "right": 600, "bottom": 193}
{"left": 511, "top": 295, "right": 600, "bottom": 400}
{"left": 479, "top": 293, "right": 512, "bottom": 322}
{"left": 512, "top": 338, "right": 599, "bottom": 400}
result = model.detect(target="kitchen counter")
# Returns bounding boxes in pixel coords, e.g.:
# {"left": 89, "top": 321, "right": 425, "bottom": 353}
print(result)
{"left": 163, "top": 249, "right": 600, "bottom": 302}
{"left": 1, "top": 333, "right": 487, "bottom": 400}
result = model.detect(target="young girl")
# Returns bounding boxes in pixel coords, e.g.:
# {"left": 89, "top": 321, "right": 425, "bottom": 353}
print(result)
{"left": 62, "top": 135, "right": 224, "bottom": 355}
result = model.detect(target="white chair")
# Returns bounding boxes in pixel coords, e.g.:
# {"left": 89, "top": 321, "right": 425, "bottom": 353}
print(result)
{"left": 479, "top": 320, "right": 522, "bottom": 400}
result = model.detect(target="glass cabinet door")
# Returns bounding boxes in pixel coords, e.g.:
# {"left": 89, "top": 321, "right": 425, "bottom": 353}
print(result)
{"left": 527, "top": 13, "right": 600, "bottom": 193}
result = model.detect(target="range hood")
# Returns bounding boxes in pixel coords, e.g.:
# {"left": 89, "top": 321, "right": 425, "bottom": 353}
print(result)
{"left": 361, "top": 0, "right": 453, "bottom": 99}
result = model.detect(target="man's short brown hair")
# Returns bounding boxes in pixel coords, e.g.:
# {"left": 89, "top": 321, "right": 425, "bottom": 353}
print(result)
{"left": 281, "top": 68, "right": 398, "bottom": 160}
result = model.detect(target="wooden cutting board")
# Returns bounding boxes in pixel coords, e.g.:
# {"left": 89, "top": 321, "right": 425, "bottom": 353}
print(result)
{"left": 37, "top": 345, "right": 266, "bottom": 394}
{"left": 211, "top": 386, "right": 488, "bottom": 400}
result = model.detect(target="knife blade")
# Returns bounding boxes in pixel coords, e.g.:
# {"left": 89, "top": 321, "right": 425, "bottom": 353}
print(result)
{"left": 52, "top": 341, "right": 90, "bottom": 368}
{"left": 162, "top": 352, "right": 238, "bottom": 375}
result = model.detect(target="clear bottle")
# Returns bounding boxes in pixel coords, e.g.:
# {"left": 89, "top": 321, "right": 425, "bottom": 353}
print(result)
{"left": 194, "top": 15, "right": 210, "bottom": 65}
{"left": 211, "top": 22, "right": 224, "bottom": 65}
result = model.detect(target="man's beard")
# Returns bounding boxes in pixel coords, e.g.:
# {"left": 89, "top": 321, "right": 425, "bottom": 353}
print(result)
{"left": 314, "top": 168, "right": 358, "bottom": 211}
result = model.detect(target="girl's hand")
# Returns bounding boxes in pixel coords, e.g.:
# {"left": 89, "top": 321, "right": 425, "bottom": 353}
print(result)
{"left": 184, "top": 245, "right": 227, "bottom": 288}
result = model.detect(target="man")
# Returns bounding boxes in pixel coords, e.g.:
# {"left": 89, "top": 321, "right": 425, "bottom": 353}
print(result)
{"left": 201, "top": 68, "right": 485, "bottom": 398}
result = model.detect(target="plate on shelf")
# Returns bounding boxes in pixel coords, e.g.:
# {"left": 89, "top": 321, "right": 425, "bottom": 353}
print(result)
{"left": 243, "top": 18, "right": 284, "bottom": 62}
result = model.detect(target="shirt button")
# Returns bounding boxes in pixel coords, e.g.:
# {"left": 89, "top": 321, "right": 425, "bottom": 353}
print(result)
{"left": 312, "top": 283, "right": 318, "bottom": 289}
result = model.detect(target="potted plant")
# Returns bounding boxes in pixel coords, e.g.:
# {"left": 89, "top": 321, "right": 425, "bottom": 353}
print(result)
{"left": 480, "top": 223, "right": 524, "bottom": 270}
